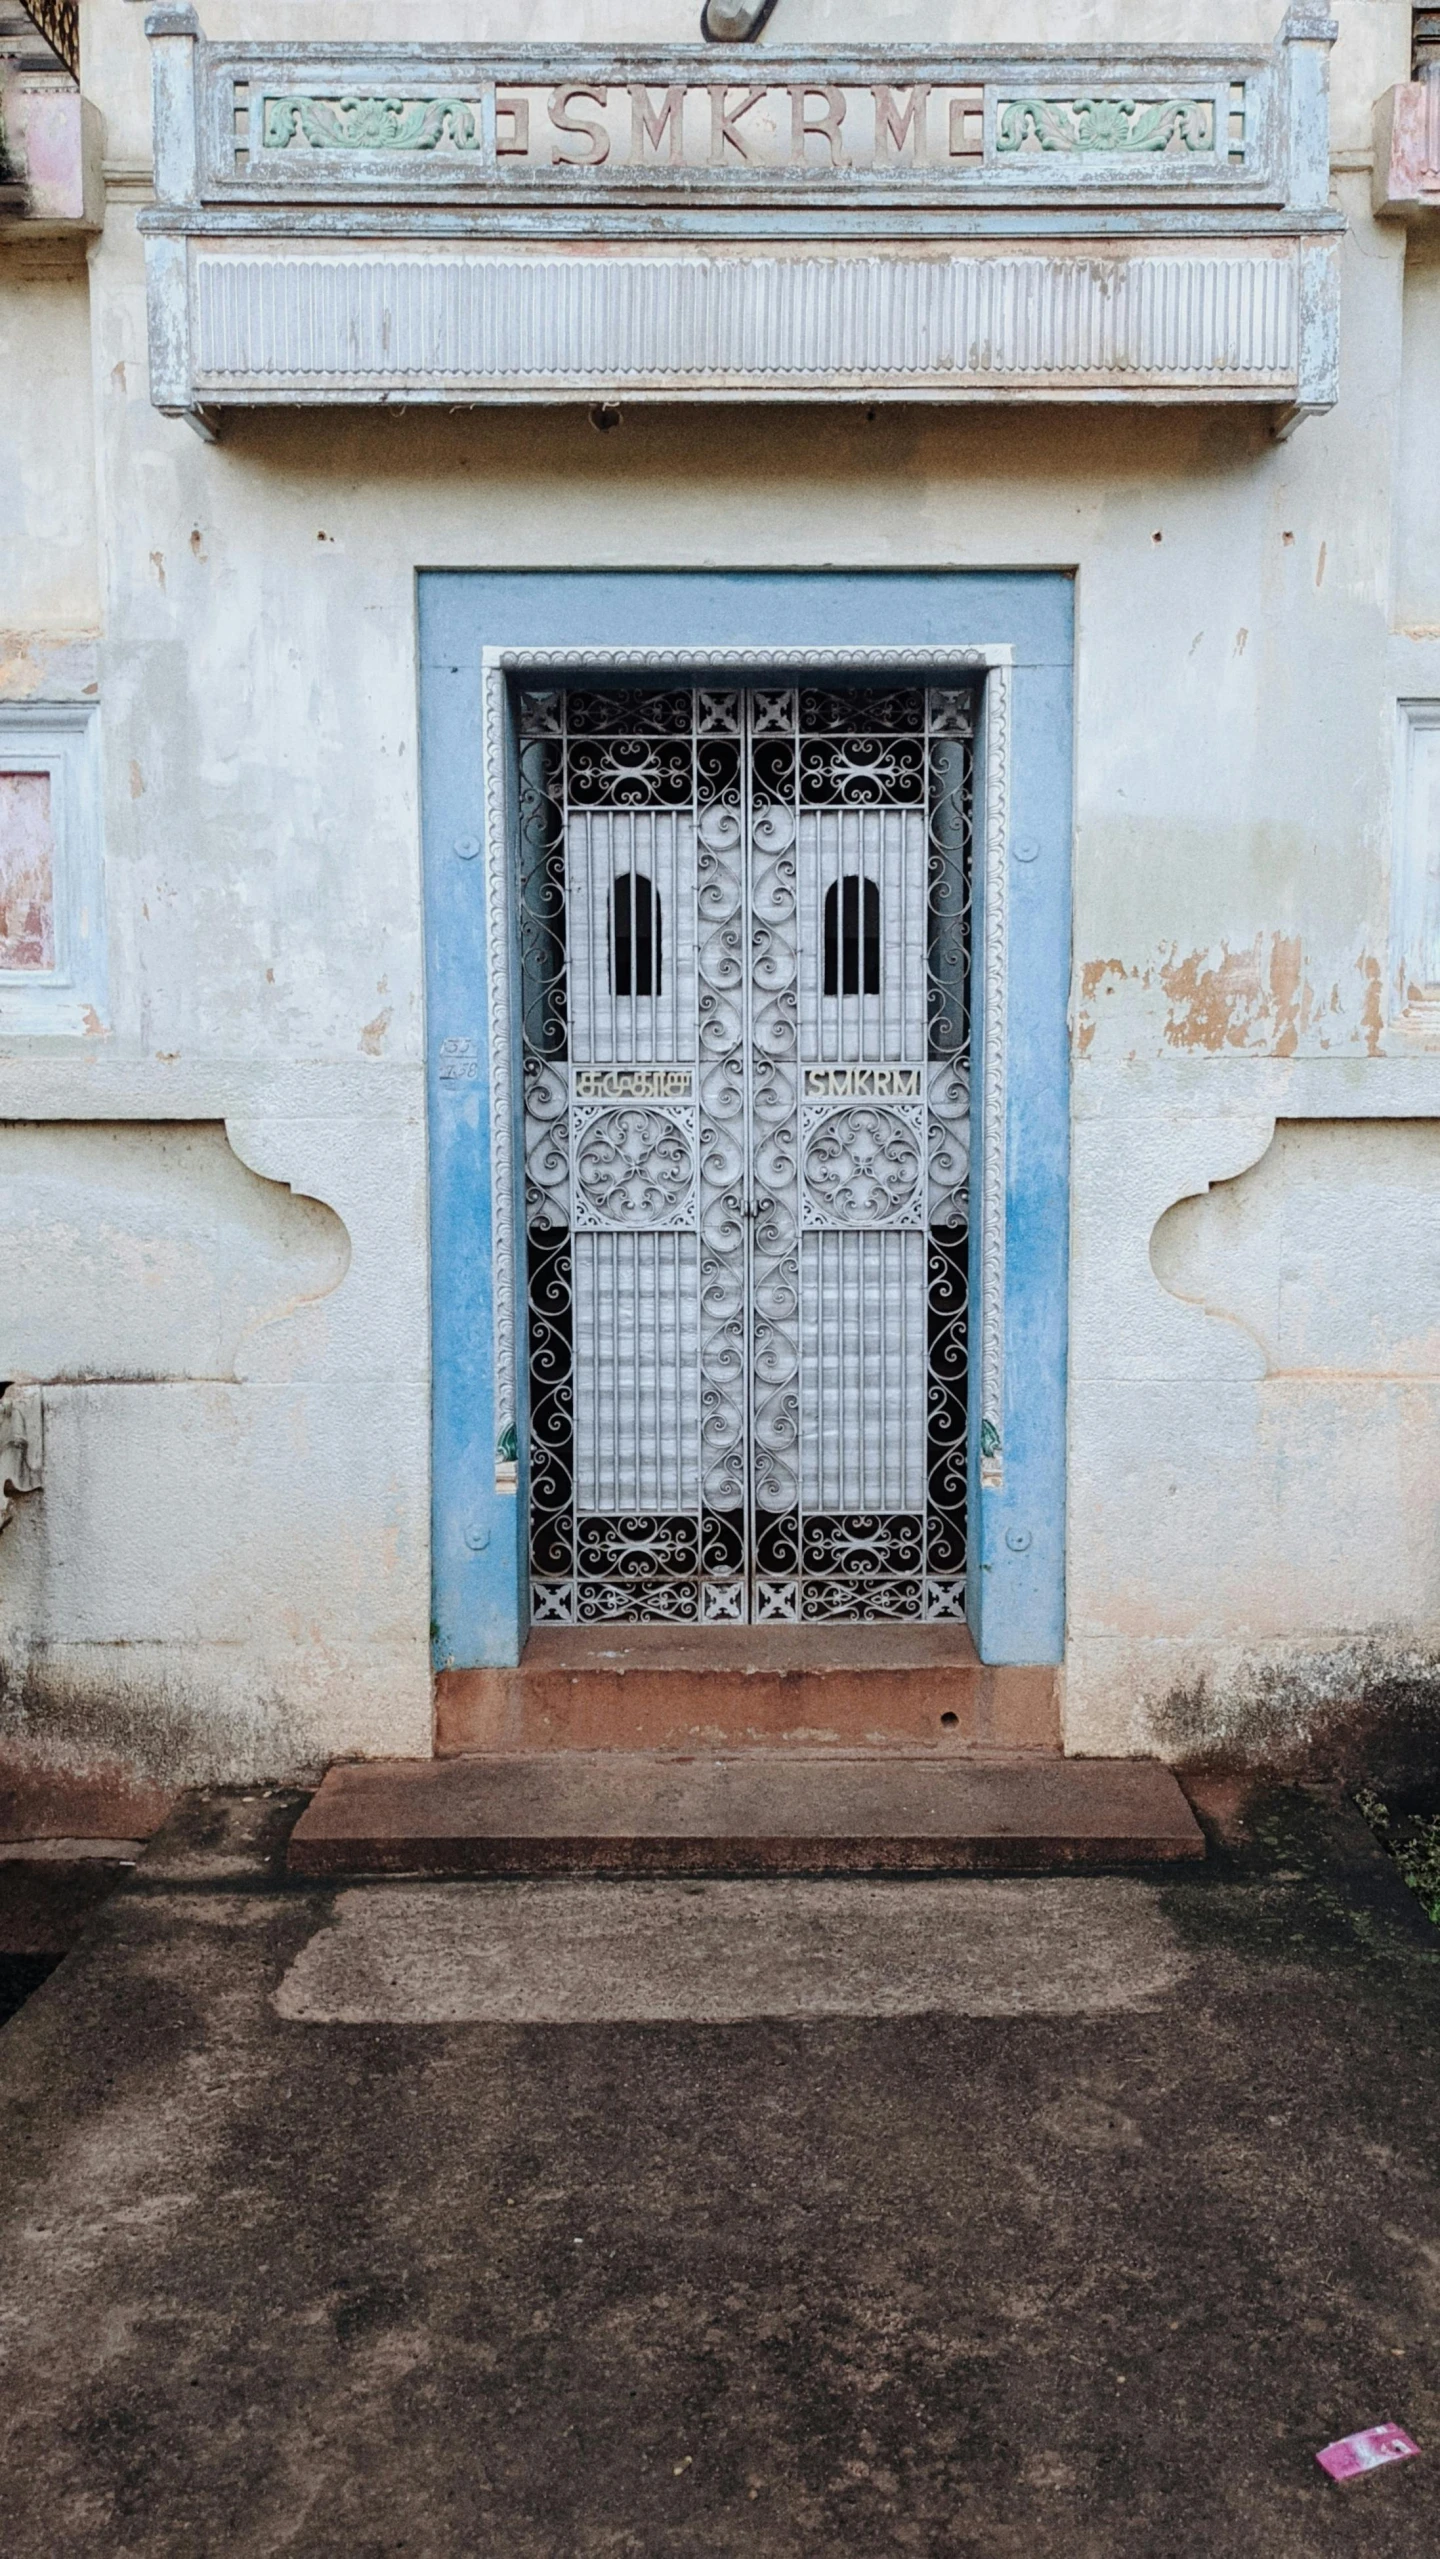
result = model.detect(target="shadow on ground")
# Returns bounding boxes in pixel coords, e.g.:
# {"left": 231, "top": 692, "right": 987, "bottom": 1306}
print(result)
{"left": 0, "top": 1852, "right": 137, "bottom": 2026}
{"left": 2, "top": 1784, "right": 1439, "bottom": 2556}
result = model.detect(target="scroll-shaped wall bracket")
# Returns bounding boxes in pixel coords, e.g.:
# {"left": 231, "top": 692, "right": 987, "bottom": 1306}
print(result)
{"left": 0, "top": 1384, "right": 43, "bottom": 1535}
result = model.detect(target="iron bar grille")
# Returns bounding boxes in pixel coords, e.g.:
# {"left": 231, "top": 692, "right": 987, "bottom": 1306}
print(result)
{"left": 518, "top": 680, "right": 975, "bottom": 1626}
{"left": 13, "top": 0, "right": 78, "bottom": 76}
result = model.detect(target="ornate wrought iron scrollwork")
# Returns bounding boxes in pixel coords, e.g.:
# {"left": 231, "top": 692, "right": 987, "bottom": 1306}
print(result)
{"left": 798, "top": 734, "right": 927, "bottom": 806}
{"left": 802, "top": 1105, "right": 924, "bottom": 1225}
{"left": 567, "top": 737, "right": 693, "bottom": 807}
{"left": 519, "top": 676, "right": 975, "bottom": 1623}
{"left": 696, "top": 764, "right": 748, "bottom": 1536}
{"left": 573, "top": 1106, "right": 694, "bottom": 1226}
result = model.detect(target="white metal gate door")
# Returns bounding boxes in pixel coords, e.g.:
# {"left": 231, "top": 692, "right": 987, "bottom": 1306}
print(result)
{"left": 518, "top": 681, "right": 972, "bottom": 1626}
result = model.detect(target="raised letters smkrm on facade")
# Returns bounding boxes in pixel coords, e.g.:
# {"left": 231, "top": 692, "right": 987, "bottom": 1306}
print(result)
{"left": 264, "top": 79, "right": 993, "bottom": 168}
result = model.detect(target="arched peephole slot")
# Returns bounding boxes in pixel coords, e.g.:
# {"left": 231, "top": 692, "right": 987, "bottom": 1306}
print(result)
{"left": 822, "top": 873, "right": 881, "bottom": 998}
{"left": 612, "top": 869, "right": 662, "bottom": 998}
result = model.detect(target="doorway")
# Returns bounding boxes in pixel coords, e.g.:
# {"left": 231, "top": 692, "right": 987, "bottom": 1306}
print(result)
{"left": 516, "top": 679, "right": 973, "bottom": 1626}
{"left": 420, "top": 571, "right": 1071, "bottom": 1675}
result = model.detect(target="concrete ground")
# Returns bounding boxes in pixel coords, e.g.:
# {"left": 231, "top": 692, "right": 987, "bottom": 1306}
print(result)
{"left": 2, "top": 1788, "right": 1440, "bottom": 2555}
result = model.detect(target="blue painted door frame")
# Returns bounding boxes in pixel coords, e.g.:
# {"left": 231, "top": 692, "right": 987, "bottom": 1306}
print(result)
{"left": 420, "top": 570, "right": 1072, "bottom": 1668}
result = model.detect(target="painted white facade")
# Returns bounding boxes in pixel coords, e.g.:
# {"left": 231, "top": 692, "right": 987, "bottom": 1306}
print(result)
{"left": 3, "top": 0, "right": 1440, "bottom": 1786}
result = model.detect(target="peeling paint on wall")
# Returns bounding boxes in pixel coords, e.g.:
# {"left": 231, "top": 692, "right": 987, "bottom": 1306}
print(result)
{"left": 0, "top": 771, "right": 55, "bottom": 969}
{"left": 0, "top": 630, "right": 98, "bottom": 702}
{"left": 1074, "top": 939, "right": 1389, "bottom": 1062}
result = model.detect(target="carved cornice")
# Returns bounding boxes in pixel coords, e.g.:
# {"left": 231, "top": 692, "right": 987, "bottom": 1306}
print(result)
{"left": 159, "top": 239, "right": 1318, "bottom": 420}
{"left": 137, "top": 14, "right": 1342, "bottom": 420}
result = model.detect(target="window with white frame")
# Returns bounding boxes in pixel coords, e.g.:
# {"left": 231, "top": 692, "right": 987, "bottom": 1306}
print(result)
{"left": 0, "top": 705, "right": 104, "bottom": 1035}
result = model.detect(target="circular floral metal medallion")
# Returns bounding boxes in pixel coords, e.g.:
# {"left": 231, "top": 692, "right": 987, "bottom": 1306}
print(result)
{"left": 803, "top": 1105, "right": 922, "bottom": 1224}
{"left": 575, "top": 1106, "right": 693, "bottom": 1224}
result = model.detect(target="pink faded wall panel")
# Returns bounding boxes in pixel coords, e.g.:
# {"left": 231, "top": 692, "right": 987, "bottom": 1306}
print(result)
{"left": 0, "top": 771, "right": 57, "bottom": 971}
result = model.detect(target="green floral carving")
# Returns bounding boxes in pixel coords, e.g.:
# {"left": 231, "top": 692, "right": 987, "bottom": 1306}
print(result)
{"left": 262, "top": 95, "right": 481, "bottom": 153}
{"left": 996, "top": 96, "right": 1215, "bottom": 156}
{"left": 496, "top": 1423, "right": 518, "bottom": 1466}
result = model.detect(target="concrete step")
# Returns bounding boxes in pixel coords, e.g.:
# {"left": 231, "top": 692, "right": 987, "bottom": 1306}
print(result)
{"left": 435, "top": 1624, "right": 1059, "bottom": 1756}
{"left": 288, "top": 1751, "right": 1205, "bottom": 1880}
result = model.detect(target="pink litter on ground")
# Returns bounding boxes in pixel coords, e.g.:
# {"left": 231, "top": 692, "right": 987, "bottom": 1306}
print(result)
{"left": 1316, "top": 2425, "right": 1420, "bottom": 2482}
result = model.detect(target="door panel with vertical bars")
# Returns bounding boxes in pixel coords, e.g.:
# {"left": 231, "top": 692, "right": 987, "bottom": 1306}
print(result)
{"left": 518, "top": 681, "right": 972, "bottom": 1625}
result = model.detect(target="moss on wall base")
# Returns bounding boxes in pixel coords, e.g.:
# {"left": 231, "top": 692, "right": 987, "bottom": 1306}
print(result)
{"left": 1156, "top": 1642, "right": 1440, "bottom": 1795}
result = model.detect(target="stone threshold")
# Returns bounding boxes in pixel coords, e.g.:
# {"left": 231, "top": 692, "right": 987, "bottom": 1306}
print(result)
{"left": 287, "top": 1751, "right": 1204, "bottom": 1881}
{"left": 436, "top": 1625, "right": 1060, "bottom": 1757}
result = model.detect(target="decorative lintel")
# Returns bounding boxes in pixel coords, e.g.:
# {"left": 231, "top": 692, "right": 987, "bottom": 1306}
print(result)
{"left": 137, "top": 14, "right": 1342, "bottom": 421}
{"left": 145, "top": 237, "right": 1336, "bottom": 418}
{"left": 138, "top": 18, "right": 1339, "bottom": 229}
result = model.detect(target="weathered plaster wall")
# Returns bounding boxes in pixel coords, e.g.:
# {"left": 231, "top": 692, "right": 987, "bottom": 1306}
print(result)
{"left": 1058, "top": 102, "right": 1440, "bottom": 1774}
{"left": 1396, "top": 237, "right": 1440, "bottom": 632}
{"left": 0, "top": 239, "right": 97, "bottom": 697}
{"left": 1153, "top": 1119, "right": 1440, "bottom": 1375}
{"left": 0, "top": 1121, "right": 350, "bottom": 1376}
{"left": 3, "top": 0, "right": 1440, "bottom": 1781}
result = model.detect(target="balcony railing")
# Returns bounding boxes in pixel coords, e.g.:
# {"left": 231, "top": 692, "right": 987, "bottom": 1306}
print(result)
{"left": 11, "top": 0, "right": 77, "bottom": 78}
{"left": 1, "top": 0, "right": 97, "bottom": 227}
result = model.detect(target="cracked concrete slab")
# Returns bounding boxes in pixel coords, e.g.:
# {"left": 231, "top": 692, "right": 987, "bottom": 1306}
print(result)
{"left": 274, "top": 1877, "right": 1191, "bottom": 2025}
